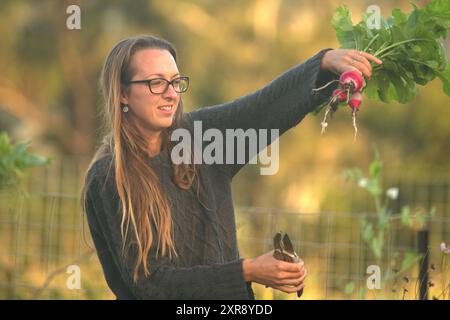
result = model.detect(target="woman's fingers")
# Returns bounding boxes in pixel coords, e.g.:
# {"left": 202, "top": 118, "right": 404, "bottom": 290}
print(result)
{"left": 349, "top": 59, "right": 371, "bottom": 78}
{"left": 359, "top": 51, "right": 383, "bottom": 65}
{"left": 297, "top": 267, "right": 307, "bottom": 284}
{"left": 277, "top": 270, "right": 304, "bottom": 280}
{"left": 277, "top": 270, "right": 307, "bottom": 285}
{"left": 352, "top": 52, "right": 372, "bottom": 72}
{"left": 273, "top": 282, "right": 305, "bottom": 294}
{"left": 278, "top": 260, "right": 304, "bottom": 273}
{"left": 346, "top": 50, "right": 383, "bottom": 79}
{"left": 276, "top": 268, "right": 308, "bottom": 286}
{"left": 270, "top": 259, "right": 308, "bottom": 293}
{"left": 323, "top": 49, "right": 382, "bottom": 76}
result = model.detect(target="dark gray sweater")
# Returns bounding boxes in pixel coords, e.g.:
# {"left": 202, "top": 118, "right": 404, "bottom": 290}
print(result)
{"left": 84, "top": 48, "right": 339, "bottom": 300}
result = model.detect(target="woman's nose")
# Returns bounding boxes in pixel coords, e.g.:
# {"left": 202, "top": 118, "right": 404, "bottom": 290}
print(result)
{"left": 163, "top": 84, "right": 178, "bottom": 99}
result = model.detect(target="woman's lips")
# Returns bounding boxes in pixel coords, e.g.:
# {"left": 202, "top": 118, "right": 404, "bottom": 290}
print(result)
{"left": 157, "top": 105, "right": 174, "bottom": 116}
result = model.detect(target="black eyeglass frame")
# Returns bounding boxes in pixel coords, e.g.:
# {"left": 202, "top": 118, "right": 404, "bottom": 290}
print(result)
{"left": 126, "top": 76, "right": 190, "bottom": 94}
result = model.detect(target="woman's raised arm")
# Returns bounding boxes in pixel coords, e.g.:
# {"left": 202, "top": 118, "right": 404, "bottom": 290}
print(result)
{"left": 187, "top": 48, "right": 340, "bottom": 178}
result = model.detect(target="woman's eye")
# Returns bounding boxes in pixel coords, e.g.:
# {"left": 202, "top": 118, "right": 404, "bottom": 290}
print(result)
{"left": 151, "top": 79, "right": 165, "bottom": 87}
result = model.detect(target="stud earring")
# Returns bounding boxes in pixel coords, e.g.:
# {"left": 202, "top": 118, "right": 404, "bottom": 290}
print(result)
{"left": 122, "top": 104, "right": 129, "bottom": 113}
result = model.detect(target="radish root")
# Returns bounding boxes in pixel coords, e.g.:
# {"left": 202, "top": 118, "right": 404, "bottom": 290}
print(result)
{"left": 352, "top": 108, "right": 358, "bottom": 142}
{"left": 316, "top": 70, "right": 364, "bottom": 140}
{"left": 313, "top": 80, "right": 340, "bottom": 92}
{"left": 321, "top": 105, "right": 332, "bottom": 134}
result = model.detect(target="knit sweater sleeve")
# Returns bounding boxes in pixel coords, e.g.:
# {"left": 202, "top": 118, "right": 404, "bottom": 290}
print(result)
{"left": 187, "top": 48, "right": 339, "bottom": 178}
{"left": 84, "top": 160, "right": 251, "bottom": 300}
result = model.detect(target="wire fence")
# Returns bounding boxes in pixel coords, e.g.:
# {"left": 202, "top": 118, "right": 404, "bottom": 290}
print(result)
{"left": 236, "top": 207, "right": 450, "bottom": 300}
{"left": 0, "top": 157, "right": 449, "bottom": 300}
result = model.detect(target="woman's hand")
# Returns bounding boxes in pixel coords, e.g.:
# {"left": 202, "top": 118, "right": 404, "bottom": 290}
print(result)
{"left": 242, "top": 251, "right": 307, "bottom": 294}
{"left": 321, "top": 49, "right": 383, "bottom": 79}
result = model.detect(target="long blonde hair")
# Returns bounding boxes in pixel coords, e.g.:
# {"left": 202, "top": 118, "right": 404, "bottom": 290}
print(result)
{"left": 81, "top": 35, "right": 199, "bottom": 282}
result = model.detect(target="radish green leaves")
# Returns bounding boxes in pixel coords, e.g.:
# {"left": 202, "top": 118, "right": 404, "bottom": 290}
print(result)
{"left": 332, "top": 0, "right": 450, "bottom": 103}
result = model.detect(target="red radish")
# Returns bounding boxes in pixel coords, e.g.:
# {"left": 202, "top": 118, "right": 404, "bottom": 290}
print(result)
{"left": 349, "top": 92, "right": 362, "bottom": 110}
{"left": 339, "top": 70, "right": 365, "bottom": 93}
{"left": 332, "top": 89, "right": 348, "bottom": 102}
{"left": 313, "top": 70, "right": 366, "bottom": 140}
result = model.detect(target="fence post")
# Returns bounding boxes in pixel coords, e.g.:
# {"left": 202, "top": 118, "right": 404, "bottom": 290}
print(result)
{"left": 418, "top": 229, "right": 429, "bottom": 300}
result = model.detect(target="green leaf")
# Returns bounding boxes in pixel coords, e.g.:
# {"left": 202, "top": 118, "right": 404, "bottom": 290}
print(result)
{"left": 369, "top": 157, "right": 383, "bottom": 180}
{"left": 392, "top": 8, "right": 408, "bottom": 26}
{"left": 344, "top": 282, "right": 355, "bottom": 295}
{"left": 429, "top": 206, "right": 437, "bottom": 217}
{"left": 363, "top": 222, "right": 374, "bottom": 241}
{"left": 332, "top": 6, "right": 353, "bottom": 31}
{"left": 366, "top": 180, "right": 382, "bottom": 197}
{"left": 424, "top": 0, "right": 450, "bottom": 29}
{"left": 399, "top": 252, "right": 422, "bottom": 274}
{"left": 377, "top": 71, "right": 397, "bottom": 103}
{"left": 0, "top": 131, "right": 50, "bottom": 192}
{"left": 365, "top": 75, "right": 382, "bottom": 101}
{"left": 19, "top": 154, "right": 48, "bottom": 167}
{"left": 332, "top": 6, "right": 356, "bottom": 49}
{"left": 358, "top": 287, "right": 368, "bottom": 299}
{"left": 378, "top": 207, "right": 389, "bottom": 230}
{"left": 401, "top": 206, "right": 412, "bottom": 227}
{"left": 0, "top": 132, "right": 12, "bottom": 155}
{"left": 405, "top": 56, "right": 436, "bottom": 86}
{"left": 436, "top": 63, "right": 450, "bottom": 97}
{"left": 371, "top": 235, "right": 384, "bottom": 259}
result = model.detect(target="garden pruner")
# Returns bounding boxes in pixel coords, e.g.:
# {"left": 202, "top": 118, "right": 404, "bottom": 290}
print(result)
{"left": 272, "top": 232, "right": 304, "bottom": 298}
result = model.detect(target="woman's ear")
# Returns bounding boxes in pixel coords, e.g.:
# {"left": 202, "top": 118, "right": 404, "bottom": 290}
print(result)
{"left": 120, "top": 86, "right": 129, "bottom": 105}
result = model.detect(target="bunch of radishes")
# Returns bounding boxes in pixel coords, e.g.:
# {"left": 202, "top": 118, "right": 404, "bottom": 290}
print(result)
{"left": 314, "top": 70, "right": 365, "bottom": 140}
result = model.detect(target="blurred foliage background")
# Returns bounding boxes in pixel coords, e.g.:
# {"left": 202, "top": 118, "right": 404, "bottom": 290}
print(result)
{"left": 0, "top": 0, "right": 449, "bottom": 299}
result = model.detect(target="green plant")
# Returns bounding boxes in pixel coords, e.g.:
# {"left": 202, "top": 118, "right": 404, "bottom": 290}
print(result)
{"left": 333, "top": 0, "right": 450, "bottom": 103}
{"left": 432, "top": 242, "right": 450, "bottom": 299}
{"left": 342, "top": 148, "right": 436, "bottom": 299}
{"left": 0, "top": 131, "right": 51, "bottom": 193}
{"left": 315, "top": 0, "right": 450, "bottom": 139}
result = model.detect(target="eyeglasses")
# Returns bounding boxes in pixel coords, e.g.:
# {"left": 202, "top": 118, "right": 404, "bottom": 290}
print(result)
{"left": 126, "top": 76, "right": 190, "bottom": 94}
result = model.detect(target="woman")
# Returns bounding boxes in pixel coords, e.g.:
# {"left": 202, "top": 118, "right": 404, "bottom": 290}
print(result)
{"left": 82, "top": 35, "right": 381, "bottom": 300}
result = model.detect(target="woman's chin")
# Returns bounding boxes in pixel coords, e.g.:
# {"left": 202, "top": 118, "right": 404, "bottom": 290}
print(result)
{"left": 151, "top": 118, "right": 174, "bottom": 131}
{"left": 159, "top": 118, "right": 174, "bottom": 128}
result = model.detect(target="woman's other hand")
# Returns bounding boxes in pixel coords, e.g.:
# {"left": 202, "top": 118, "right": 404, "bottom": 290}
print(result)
{"left": 242, "top": 251, "right": 307, "bottom": 294}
